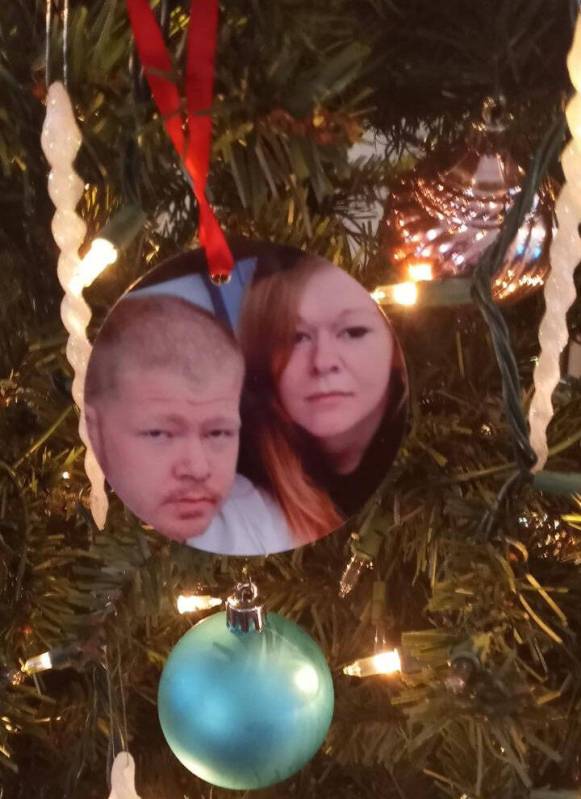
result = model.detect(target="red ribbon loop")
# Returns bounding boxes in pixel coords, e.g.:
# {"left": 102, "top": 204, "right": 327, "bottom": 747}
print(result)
{"left": 126, "top": 0, "right": 233, "bottom": 279}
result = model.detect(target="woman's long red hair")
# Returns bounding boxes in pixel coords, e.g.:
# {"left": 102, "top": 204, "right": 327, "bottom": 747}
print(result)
{"left": 239, "top": 258, "right": 344, "bottom": 545}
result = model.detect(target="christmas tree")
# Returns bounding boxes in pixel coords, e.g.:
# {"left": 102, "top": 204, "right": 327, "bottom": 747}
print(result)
{"left": 1, "top": 1, "right": 581, "bottom": 797}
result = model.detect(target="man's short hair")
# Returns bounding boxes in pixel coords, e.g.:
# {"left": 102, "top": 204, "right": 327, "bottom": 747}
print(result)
{"left": 85, "top": 294, "right": 244, "bottom": 404}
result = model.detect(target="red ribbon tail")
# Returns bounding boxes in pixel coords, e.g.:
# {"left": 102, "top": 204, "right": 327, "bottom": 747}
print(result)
{"left": 199, "top": 201, "right": 234, "bottom": 279}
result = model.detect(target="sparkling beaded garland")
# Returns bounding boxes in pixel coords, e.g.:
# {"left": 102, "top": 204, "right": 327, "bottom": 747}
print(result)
{"left": 528, "top": 17, "right": 581, "bottom": 471}
{"left": 41, "top": 81, "right": 108, "bottom": 528}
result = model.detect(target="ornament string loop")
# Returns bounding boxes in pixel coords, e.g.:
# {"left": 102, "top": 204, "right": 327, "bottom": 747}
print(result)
{"left": 45, "top": 0, "right": 71, "bottom": 87}
{"left": 125, "top": 0, "right": 234, "bottom": 281}
{"left": 45, "top": 0, "right": 52, "bottom": 86}
{"left": 62, "top": 0, "right": 69, "bottom": 87}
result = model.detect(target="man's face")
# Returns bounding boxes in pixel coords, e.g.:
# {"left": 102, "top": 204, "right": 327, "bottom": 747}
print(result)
{"left": 88, "top": 366, "right": 241, "bottom": 542}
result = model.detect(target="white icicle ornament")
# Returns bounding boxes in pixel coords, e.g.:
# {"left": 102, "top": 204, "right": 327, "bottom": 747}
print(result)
{"left": 528, "top": 16, "right": 581, "bottom": 470}
{"left": 41, "top": 81, "right": 108, "bottom": 528}
{"left": 107, "top": 752, "right": 142, "bottom": 799}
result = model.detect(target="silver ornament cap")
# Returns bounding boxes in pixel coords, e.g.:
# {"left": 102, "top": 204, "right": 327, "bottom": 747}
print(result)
{"left": 226, "top": 580, "right": 266, "bottom": 633}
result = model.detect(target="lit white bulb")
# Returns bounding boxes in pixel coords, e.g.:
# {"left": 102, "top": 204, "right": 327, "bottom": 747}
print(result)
{"left": 176, "top": 594, "right": 223, "bottom": 614}
{"left": 408, "top": 261, "right": 433, "bottom": 282}
{"left": 529, "top": 16, "right": 581, "bottom": 471}
{"left": 22, "top": 651, "right": 53, "bottom": 675}
{"left": 70, "top": 238, "right": 118, "bottom": 296}
{"left": 392, "top": 282, "right": 418, "bottom": 306}
{"left": 41, "top": 82, "right": 108, "bottom": 529}
{"left": 343, "top": 648, "right": 401, "bottom": 678}
{"left": 371, "top": 282, "right": 418, "bottom": 307}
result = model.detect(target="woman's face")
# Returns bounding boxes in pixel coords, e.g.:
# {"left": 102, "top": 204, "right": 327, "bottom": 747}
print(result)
{"left": 277, "top": 264, "right": 394, "bottom": 443}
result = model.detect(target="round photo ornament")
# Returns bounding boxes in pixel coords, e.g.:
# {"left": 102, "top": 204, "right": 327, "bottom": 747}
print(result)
{"left": 84, "top": 240, "right": 408, "bottom": 557}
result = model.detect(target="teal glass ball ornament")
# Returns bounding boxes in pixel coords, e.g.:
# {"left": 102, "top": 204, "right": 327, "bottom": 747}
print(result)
{"left": 158, "top": 611, "right": 334, "bottom": 790}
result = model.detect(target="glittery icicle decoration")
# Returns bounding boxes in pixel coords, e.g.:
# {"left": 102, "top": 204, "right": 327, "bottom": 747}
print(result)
{"left": 528, "top": 17, "right": 581, "bottom": 471}
{"left": 41, "top": 81, "right": 108, "bottom": 528}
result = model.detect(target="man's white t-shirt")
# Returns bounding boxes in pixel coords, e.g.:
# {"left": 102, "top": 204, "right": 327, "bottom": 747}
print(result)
{"left": 186, "top": 475, "right": 294, "bottom": 556}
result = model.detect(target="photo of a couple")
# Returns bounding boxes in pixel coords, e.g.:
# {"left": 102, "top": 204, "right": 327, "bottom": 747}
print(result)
{"left": 84, "top": 242, "right": 408, "bottom": 557}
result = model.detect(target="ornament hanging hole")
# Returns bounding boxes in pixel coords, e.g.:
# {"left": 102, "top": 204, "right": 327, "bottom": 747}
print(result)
{"left": 481, "top": 95, "right": 508, "bottom": 131}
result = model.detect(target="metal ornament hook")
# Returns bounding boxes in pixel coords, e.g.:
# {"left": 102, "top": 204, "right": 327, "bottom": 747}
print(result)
{"left": 226, "top": 580, "right": 266, "bottom": 634}
{"left": 210, "top": 271, "right": 232, "bottom": 286}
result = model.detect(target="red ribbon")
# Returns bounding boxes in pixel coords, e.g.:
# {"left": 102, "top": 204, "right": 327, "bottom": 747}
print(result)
{"left": 125, "top": 0, "right": 233, "bottom": 279}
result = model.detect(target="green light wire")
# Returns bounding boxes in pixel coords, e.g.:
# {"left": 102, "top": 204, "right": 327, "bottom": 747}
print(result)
{"left": 471, "top": 112, "right": 567, "bottom": 475}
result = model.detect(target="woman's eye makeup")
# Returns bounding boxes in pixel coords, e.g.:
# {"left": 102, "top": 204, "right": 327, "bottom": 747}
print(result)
{"left": 294, "top": 322, "right": 373, "bottom": 344}
{"left": 340, "top": 326, "right": 370, "bottom": 339}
